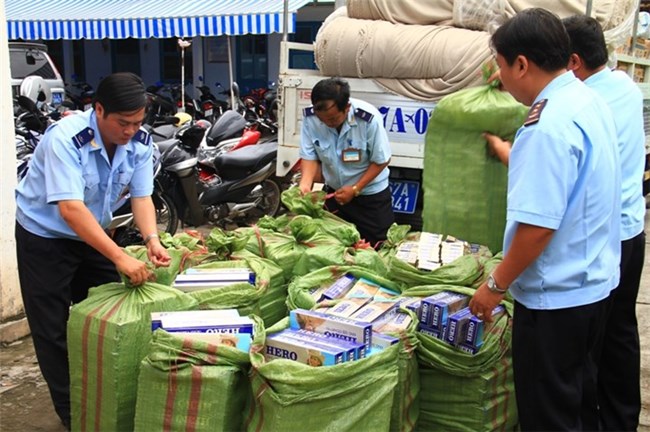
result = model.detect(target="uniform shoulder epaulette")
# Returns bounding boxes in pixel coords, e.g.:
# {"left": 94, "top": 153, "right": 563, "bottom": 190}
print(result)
{"left": 524, "top": 99, "right": 547, "bottom": 127}
{"left": 354, "top": 108, "right": 374, "bottom": 122}
{"left": 303, "top": 106, "right": 316, "bottom": 117}
{"left": 133, "top": 129, "right": 150, "bottom": 145}
{"left": 72, "top": 127, "right": 95, "bottom": 149}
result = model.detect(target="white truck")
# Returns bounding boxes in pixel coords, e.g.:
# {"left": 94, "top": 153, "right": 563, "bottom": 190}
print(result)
{"left": 275, "top": 41, "right": 436, "bottom": 229}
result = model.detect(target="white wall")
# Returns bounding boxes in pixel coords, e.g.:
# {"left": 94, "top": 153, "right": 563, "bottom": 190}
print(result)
{"left": 0, "top": 0, "right": 26, "bottom": 341}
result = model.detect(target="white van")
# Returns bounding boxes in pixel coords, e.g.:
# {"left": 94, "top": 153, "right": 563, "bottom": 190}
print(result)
{"left": 9, "top": 42, "right": 65, "bottom": 106}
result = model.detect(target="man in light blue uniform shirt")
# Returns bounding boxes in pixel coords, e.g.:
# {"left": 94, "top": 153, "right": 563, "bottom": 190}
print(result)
{"left": 564, "top": 15, "right": 646, "bottom": 431}
{"left": 15, "top": 72, "right": 170, "bottom": 430}
{"left": 299, "top": 77, "right": 394, "bottom": 246}
{"left": 469, "top": 9, "right": 621, "bottom": 431}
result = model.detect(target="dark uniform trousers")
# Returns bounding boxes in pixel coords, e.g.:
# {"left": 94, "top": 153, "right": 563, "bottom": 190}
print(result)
{"left": 325, "top": 186, "right": 394, "bottom": 247}
{"left": 513, "top": 296, "right": 610, "bottom": 431}
{"left": 15, "top": 223, "right": 120, "bottom": 427}
{"left": 598, "top": 231, "right": 645, "bottom": 431}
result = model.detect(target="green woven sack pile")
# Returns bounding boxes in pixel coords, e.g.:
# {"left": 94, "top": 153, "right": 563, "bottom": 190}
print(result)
{"left": 134, "top": 329, "right": 251, "bottom": 432}
{"left": 422, "top": 84, "right": 528, "bottom": 252}
{"left": 68, "top": 281, "right": 197, "bottom": 432}
{"left": 244, "top": 318, "right": 400, "bottom": 432}
{"left": 292, "top": 243, "right": 388, "bottom": 277}
{"left": 186, "top": 255, "right": 287, "bottom": 327}
{"left": 286, "top": 268, "right": 420, "bottom": 431}
{"left": 402, "top": 285, "right": 517, "bottom": 431}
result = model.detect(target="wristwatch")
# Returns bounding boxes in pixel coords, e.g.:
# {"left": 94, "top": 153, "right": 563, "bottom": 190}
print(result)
{"left": 487, "top": 273, "right": 508, "bottom": 294}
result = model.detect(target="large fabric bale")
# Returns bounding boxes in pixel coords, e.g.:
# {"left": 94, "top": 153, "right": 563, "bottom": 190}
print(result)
{"left": 401, "top": 284, "right": 517, "bottom": 431}
{"left": 134, "top": 329, "right": 251, "bottom": 432}
{"left": 314, "top": 15, "right": 490, "bottom": 99}
{"left": 186, "top": 254, "right": 288, "bottom": 327}
{"left": 68, "top": 282, "right": 197, "bottom": 432}
{"left": 422, "top": 84, "right": 528, "bottom": 252}
{"left": 244, "top": 318, "right": 400, "bottom": 432}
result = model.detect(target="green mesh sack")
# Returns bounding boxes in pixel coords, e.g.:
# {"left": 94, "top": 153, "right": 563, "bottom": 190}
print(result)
{"left": 236, "top": 225, "right": 308, "bottom": 280}
{"left": 292, "top": 243, "right": 389, "bottom": 278}
{"left": 122, "top": 245, "right": 189, "bottom": 286}
{"left": 244, "top": 317, "right": 400, "bottom": 432}
{"left": 185, "top": 256, "right": 287, "bottom": 327}
{"left": 286, "top": 265, "right": 403, "bottom": 311}
{"left": 134, "top": 329, "right": 251, "bottom": 432}
{"left": 422, "top": 84, "right": 527, "bottom": 252}
{"left": 402, "top": 285, "right": 517, "bottom": 431}
{"left": 281, "top": 186, "right": 329, "bottom": 218}
{"left": 383, "top": 308, "right": 421, "bottom": 432}
{"left": 68, "top": 281, "right": 197, "bottom": 432}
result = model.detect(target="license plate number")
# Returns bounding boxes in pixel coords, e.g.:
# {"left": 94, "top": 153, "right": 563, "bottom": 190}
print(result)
{"left": 389, "top": 180, "right": 419, "bottom": 214}
{"left": 52, "top": 92, "right": 63, "bottom": 105}
{"left": 205, "top": 108, "right": 213, "bottom": 116}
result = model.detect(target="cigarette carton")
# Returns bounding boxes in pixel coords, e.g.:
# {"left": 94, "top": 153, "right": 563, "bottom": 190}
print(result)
{"left": 287, "top": 329, "right": 365, "bottom": 360}
{"left": 349, "top": 301, "right": 398, "bottom": 324}
{"left": 395, "top": 297, "right": 421, "bottom": 314}
{"left": 373, "top": 287, "right": 401, "bottom": 302}
{"left": 151, "top": 309, "right": 240, "bottom": 331}
{"left": 419, "top": 291, "right": 455, "bottom": 326}
{"left": 444, "top": 307, "right": 472, "bottom": 346}
{"left": 265, "top": 331, "right": 346, "bottom": 366}
{"left": 429, "top": 292, "right": 470, "bottom": 330}
{"left": 320, "top": 274, "right": 356, "bottom": 301}
{"left": 375, "top": 312, "right": 412, "bottom": 334}
{"left": 173, "top": 269, "right": 255, "bottom": 292}
{"left": 464, "top": 305, "right": 507, "bottom": 348}
{"left": 395, "top": 241, "right": 419, "bottom": 265}
{"left": 326, "top": 297, "right": 371, "bottom": 318}
{"left": 345, "top": 278, "right": 381, "bottom": 299}
{"left": 289, "top": 309, "right": 372, "bottom": 350}
{"left": 457, "top": 343, "right": 480, "bottom": 355}
{"left": 159, "top": 315, "right": 254, "bottom": 335}
{"left": 169, "top": 331, "right": 252, "bottom": 352}
{"left": 368, "top": 333, "right": 400, "bottom": 356}
{"left": 418, "top": 323, "right": 447, "bottom": 340}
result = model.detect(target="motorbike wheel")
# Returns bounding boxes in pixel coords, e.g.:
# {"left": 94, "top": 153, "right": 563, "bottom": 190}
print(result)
{"left": 153, "top": 191, "right": 179, "bottom": 236}
{"left": 113, "top": 192, "right": 178, "bottom": 247}
{"left": 242, "top": 178, "right": 281, "bottom": 226}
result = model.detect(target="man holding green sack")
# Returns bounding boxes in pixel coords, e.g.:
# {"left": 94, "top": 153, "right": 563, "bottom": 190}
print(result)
{"left": 298, "top": 77, "right": 394, "bottom": 246}
{"left": 468, "top": 9, "right": 620, "bottom": 431}
{"left": 15, "top": 72, "right": 171, "bottom": 429}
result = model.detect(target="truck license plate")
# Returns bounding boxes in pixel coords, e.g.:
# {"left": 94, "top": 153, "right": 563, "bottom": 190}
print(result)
{"left": 389, "top": 180, "right": 419, "bottom": 214}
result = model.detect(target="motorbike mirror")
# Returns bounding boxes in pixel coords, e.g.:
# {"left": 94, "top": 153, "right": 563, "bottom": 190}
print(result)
{"left": 25, "top": 52, "right": 36, "bottom": 65}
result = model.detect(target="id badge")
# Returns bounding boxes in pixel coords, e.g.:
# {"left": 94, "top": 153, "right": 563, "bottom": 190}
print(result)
{"left": 342, "top": 148, "right": 361, "bottom": 163}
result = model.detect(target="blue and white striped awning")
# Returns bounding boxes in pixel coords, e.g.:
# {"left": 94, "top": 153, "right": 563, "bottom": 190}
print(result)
{"left": 7, "top": 0, "right": 313, "bottom": 40}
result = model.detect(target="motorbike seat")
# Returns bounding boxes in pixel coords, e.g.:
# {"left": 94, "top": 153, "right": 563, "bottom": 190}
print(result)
{"left": 157, "top": 138, "right": 178, "bottom": 155}
{"left": 213, "top": 141, "right": 277, "bottom": 175}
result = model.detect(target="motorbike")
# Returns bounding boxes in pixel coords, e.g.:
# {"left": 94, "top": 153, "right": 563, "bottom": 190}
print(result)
{"left": 155, "top": 122, "right": 285, "bottom": 227}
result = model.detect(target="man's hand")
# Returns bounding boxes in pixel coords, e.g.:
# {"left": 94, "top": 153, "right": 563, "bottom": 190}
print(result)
{"left": 115, "top": 253, "right": 154, "bottom": 286}
{"left": 334, "top": 185, "right": 355, "bottom": 205}
{"left": 469, "top": 283, "right": 504, "bottom": 323}
{"left": 147, "top": 239, "right": 171, "bottom": 267}
{"left": 484, "top": 132, "right": 511, "bottom": 166}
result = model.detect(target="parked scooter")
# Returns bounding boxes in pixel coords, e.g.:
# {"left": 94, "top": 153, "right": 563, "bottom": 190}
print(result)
{"left": 155, "top": 123, "right": 284, "bottom": 227}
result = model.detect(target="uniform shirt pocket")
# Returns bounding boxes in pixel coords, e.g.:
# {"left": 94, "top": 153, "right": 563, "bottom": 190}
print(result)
{"left": 110, "top": 170, "right": 134, "bottom": 206}
{"left": 83, "top": 173, "right": 101, "bottom": 204}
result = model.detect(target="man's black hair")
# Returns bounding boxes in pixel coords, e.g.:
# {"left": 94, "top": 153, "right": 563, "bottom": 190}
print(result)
{"left": 311, "top": 77, "right": 350, "bottom": 112}
{"left": 562, "top": 15, "right": 608, "bottom": 70}
{"left": 93, "top": 72, "right": 147, "bottom": 116}
{"left": 491, "top": 8, "right": 570, "bottom": 72}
